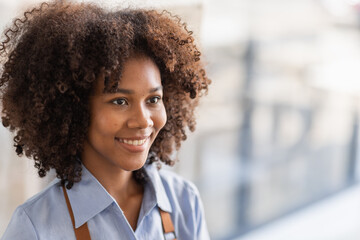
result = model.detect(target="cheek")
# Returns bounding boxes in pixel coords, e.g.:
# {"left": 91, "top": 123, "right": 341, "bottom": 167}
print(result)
{"left": 89, "top": 111, "right": 121, "bottom": 136}
{"left": 154, "top": 106, "right": 167, "bottom": 131}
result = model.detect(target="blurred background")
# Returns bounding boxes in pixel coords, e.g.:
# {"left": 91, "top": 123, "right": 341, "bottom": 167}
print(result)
{"left": 2, "top": 0, "right": 360, "bottom": 239}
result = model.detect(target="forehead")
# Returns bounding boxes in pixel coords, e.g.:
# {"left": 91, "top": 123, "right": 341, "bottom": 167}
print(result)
{"left": 120, "top": 56, "right": 161, "bottom": 87}
{"left": 94, "top": 55, "right": 162, "bottom": 94}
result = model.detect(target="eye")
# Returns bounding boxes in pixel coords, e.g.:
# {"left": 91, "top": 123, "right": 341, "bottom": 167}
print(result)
{"left": 147, "top": 96, "right": 161, "bottom": 104}
{"left": 112, "top": 98, "right": 128, "bottom": 105}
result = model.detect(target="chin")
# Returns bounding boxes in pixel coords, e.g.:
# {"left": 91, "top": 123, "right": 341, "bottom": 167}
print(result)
{"left": 121, "top": 158, "right": 147, "bottom": 171}
{"left": 125, "top": 164, "right": 145, "bottom": 171}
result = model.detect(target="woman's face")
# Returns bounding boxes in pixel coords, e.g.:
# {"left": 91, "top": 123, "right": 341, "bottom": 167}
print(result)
{"left": 82, "top": 56, "right": 167, "bottom": 172}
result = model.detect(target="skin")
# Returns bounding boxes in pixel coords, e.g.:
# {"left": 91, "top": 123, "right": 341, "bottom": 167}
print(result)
{"left": 81, "top": 55, "right": 167, "bottom": 230}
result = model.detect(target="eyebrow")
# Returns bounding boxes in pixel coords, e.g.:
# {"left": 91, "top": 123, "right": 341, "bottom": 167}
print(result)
{"left": 112, "top": 86, "right": 163, "bottom": 94}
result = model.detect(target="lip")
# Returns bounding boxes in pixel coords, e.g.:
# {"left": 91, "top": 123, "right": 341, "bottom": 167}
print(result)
{"left": 115, "top": 136, "right": 150, "bottom": 153}
{"left": 116, "top": 135, "right": 150, "bottom": 141}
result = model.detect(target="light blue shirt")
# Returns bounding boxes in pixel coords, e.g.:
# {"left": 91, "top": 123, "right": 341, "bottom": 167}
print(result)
{"left": 1, "top": 164, "right": 210, "bottom": 240}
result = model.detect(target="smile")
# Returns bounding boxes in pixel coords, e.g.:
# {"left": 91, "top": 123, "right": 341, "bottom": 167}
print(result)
{"left": 115, "top": 137, "right": 149, "bottom": 146}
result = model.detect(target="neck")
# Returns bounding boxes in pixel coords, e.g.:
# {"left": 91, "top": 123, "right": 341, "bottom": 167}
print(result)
{"left": 81, "top": 156, "right": 143, "bottom": 205}
{"left": 80, "top": 142, "right": 145, "bottom": 231}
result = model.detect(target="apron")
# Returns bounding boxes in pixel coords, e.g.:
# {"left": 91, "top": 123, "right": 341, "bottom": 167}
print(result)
{"left": 62, "top": 185, "right": 177, "bottom": 240}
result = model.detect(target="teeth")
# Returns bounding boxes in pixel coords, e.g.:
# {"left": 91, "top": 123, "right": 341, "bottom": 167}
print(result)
{"left": 121, "top": 138, "right": 146, "bottom": 146}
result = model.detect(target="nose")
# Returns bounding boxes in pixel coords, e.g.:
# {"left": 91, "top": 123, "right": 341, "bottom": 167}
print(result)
{"left": 127, "top": 104, "right": 153, "bottom": 129}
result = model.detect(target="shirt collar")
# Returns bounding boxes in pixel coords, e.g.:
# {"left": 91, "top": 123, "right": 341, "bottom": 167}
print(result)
{"left": 144, "top": 164, "right": 172, "bottom": 213}
{"left": 65, "top": 164, "right": 172, "bottom": 228}
{"left": 65, "top": 165, "right": 114, "bottom": 228}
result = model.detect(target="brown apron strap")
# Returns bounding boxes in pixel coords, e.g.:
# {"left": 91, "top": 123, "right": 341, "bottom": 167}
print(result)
{"left": 159, "top": 209, "right": 177, "bottom": 240}
{"left": 62, "top": 185, "right": 175, "bottom": 240}
{"left": 62, "top": 185, "right": 91, "bottom": 240}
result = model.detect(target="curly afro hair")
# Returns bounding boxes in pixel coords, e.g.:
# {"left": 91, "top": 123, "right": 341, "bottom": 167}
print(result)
{"left": 0, "top": 0, "right": 210, "bottom": 188}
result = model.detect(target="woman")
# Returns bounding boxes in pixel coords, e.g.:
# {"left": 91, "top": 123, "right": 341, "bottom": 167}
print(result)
{"left": 0, "top": 1, "right": 211, "bottom": 239}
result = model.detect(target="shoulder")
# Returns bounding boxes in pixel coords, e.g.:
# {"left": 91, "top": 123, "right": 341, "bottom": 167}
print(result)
{"left": 155, "top": 168, "right": 210, "bottom": 240}
{"left": 1, "top": 204, "right": 38, "bottom": 240}
{"left": 157, "top": 168, "right": 200, "bottom": 199}
{"left": 157, "top": 169, "right": 201, "bottom": 215}
{"left": 18, "top": 178, "right": 63, "bottom": 217}
{"left": 2, "top": 179, "right": 71, "bottom": 240}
